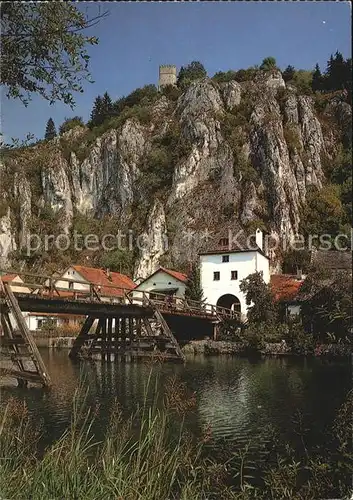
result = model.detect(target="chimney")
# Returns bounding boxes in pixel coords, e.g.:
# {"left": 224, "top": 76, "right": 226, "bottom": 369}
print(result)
{"left": 296, "top": 268, "right": 303, "bottom": 280}
{"left": 255, "top": 228, "right": 263, "bottom": 251}
{"left": 105, "top": 268, "right": 111, "bottom": 280}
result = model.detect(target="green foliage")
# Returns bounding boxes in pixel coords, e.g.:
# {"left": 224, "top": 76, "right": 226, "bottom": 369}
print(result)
{"left": 177, "top": 61, "right": 207, "bottom": 89}
{"left": 283, "top": 123, "right": 302, "bottom": 154}
{"left": 260, "top": 57, "right": 277, "bottom": 71}
{"left": 240, "top": 272, "right": 279, "bottom": 324}
{"left": 44, "top": 118, "right": 57, "bottom": 140}
{"left": 282, "top": 249, "right": 311, "bottom": 274}
{"left": 123, "top": 84, "right": 159, "bottom": 108}
{"left": 185, "top": 263, "right": 204, "bottom": 302}
{"left": 88, "top": 92, "right": 114, "bottom": 128}
{"left": 312, "top": 63, "right": 324, "bottom": 92}
{"left": 59, "top": 116, "right": 85, "bottom": 135}
{"left": 291, "top": 70, "right": 313, "bottom": 94}
{"left": 300, "top": 269, "right": 352, "bottom": 340}
{"left": 138, "top": 121, "right": 192, "bottom": 199}
{"left": 1, "top": 3, "right": 106, "bottom": 106}
{"left": 282, "top": 65, "right": 295, "bottom": 83}
{"left": 99, "top": 249, "right": 134, "bottom": 276}
{"left": 212, "top": 70, "right": 238, "bottom": 83}
{"left": 160, "top": 84, "right": 182, "bottom": 102}
{"left": 300, "top": 184, "right": 345, "bottom": 238}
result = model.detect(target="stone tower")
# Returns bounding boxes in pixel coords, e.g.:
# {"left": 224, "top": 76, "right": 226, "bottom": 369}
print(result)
{"left": 158, "top": 65, "right": 177, "bottom": 90}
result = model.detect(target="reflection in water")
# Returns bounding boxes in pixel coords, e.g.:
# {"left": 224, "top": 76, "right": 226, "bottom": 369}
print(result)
{"left": 0, "top": 350, "right": 350, "bottom": 453}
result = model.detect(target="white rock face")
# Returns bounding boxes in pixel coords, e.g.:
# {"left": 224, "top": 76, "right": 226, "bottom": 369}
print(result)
{"left": 14, "top": 172, "right": 31, "bottom": 248}
{"left": 220, "top": 81, "right": 242, "bottom": 110}
{"left": 41, "top": 155, "right": 73, "bottom": 234}
{"left": 0, "top": 208, "right": 16, "bottom": 268}
{"left": 0, "top": 74, "right": 350, "bottom": 272}
{"left": 134, "top": 200, "right": 167, "bottom": 280}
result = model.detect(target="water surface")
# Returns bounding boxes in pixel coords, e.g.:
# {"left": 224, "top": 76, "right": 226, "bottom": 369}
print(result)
{"left": 0, "top": 350, "right": 350, "bottom": 456}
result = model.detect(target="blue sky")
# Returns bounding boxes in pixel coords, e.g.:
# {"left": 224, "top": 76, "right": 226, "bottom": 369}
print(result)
{"left": 2, "top": 1, "right": 351, "bottom": 142}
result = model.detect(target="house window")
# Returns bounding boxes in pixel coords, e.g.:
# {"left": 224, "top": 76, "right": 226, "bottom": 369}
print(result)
{"left": 213, "top": 271, "right": 220, "bottom": 281}
{"left": 69, "top": 281, "right": 74, "bottom": 290}
{"left": 222, "top": 255, "right": 229, "bottom": 263}
{"left": 231, "top": 271, "right": 238, "bottom": 280}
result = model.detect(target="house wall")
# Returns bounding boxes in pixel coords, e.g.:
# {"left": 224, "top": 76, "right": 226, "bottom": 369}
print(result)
{"left": 54, "top": 267, "right": 90, "bottom": 291}
{"left": 199, "top": 251, "right": 270, "bottom": 318}
{"left": 134, "top": 271, "right": 186, "bottom": 299}
{"left": 6, "top": 276, "right": 31, "bottom": 294}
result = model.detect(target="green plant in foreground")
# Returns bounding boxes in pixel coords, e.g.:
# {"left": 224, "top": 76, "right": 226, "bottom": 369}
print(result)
{"left": 0, "top": 374, "right": 352, "bottom": 499}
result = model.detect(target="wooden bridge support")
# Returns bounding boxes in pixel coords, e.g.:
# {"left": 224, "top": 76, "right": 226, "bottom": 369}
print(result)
{"left": 0, "top": 283, "right": 51, "bottom": 387}
{"left": 69, "top": 311, "right": 185, "bottom": 362}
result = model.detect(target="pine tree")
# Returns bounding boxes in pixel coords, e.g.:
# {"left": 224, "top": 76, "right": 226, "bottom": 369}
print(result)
{"left": 312, "top": 63, "right": 323, "bottom": 92}
{"left": 44, "top": 117, "right": 57, "bottom": 140}
{"left": 282, "top": 65, "right": 295, "bottom": 83}
{"left": 89, "top": 92, "right": 113, "bottom": 128}
{"left": 101, "top": 91, "right": 113, "bottom": 121}
{"left": 185, "top": 263, "right": 204, "bottom": 303}
{"left": 89, "top": 95, "right": 104, "bottom": 128}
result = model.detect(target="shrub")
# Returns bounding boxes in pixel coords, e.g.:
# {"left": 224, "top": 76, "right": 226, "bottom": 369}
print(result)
{"left": 59, "top": 116, "right": 85, "bottom": 135}
{"left": 283, "top": 123, "right": 302, "bottom": 154}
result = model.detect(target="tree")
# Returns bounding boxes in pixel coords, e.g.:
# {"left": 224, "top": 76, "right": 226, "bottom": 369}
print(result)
{"left": 312, "top": 64, "right": 324, "bottom": 92}
{"left": 239, "top": 272, "right": 278, "bottom": 324}
{"left": 89, "top": 92, "right": 113, "bottom": 129}
{"left": 59, "top": 116, "right": 85, "bottom": 135}
{"left": 101, "top": 92, "right": 113, "bottom": 121}
{"left": 300, "top": 185, "right": 344, "bottom": 239}
{"left": 1, "top": 3, "right": 107, "bottom": 106}
{"left": 282, "top": 65, "right": 295, "bottom": 83}
{"left": 89, "top": 95, "right": 104, "bottom": 128}
{"left": 44, "top": 118, "right": 57, "bottom": 140}
{"left": 185, "top": 263, "right": 204, "bottom": 303}
{"left": 177, "top": 61, "right": 207, "bottom": 88}
{"left": 260, "top": 57, "right": 277, "bottom": 71}
{"left": 300, "top": 269, "right": 352, "bottom": 339}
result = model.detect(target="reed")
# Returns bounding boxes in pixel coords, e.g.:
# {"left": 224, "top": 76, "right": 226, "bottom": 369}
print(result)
{"left": 0, "top": 375, "right": 351, "bottom": 499}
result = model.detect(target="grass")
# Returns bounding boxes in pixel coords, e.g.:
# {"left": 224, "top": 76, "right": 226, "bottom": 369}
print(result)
{"left": 0, "top": 372, "right": 352, "bottom": 499}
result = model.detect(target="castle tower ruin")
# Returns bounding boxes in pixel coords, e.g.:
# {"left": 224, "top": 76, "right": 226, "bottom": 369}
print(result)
{"left": 158, "top": 65, "right": 177, "bottom": 90}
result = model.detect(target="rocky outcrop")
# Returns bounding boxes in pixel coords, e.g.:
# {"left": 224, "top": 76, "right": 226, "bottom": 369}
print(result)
{"left": 0, "top": 208, "right": 16, "bottom": 268}
{"left": 134, "top": 199, "right": 168, "bottom": 279}
{"left": 0, "top": 73, "right": 350, "bottom": 272}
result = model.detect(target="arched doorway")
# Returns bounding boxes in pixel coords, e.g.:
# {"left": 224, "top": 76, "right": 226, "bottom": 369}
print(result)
{"left": 217, "top": 294, "right": 241, "bottom": 314}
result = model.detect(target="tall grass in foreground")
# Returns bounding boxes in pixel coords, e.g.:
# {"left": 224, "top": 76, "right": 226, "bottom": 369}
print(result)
{"left": 0, "top": 373, "right": 352, "bottom": 499}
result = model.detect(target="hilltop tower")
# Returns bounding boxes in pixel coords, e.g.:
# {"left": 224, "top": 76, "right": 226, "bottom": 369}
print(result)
{"left": 158, "top": 65, "right": 177, "bottom": 90}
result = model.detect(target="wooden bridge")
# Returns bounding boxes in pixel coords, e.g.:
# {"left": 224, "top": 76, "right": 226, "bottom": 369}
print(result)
{"left": 0, "top": 270, "right": 237, "bottom": 388}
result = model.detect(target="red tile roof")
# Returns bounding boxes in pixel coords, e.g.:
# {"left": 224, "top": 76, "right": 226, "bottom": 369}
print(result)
{"left": 55, "top": 266, "right": 135, "bottom": 297}
{"left": 1, "top": 273, "right": 19, "bottom": 282}
{"left": 160, "top": 267, "right": 188, "bottom": 283}
{"left": 270, "top": 274, "right": 303, "bottom": 302}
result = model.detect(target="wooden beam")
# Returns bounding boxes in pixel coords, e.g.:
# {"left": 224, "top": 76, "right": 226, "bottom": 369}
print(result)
{"left": 3, "top": 283, "right": 51, "bottom": 387}
{"left": 69, "top": 316, "right": 95, "bottom": 359}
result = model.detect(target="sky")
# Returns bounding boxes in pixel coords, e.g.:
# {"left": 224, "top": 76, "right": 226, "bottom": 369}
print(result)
{"left": 1, "top": 1, "right": 351, "bottom": 143}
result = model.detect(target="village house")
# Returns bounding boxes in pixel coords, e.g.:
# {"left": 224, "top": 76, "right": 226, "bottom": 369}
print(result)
{"left": 52, "top": 265, "right": 135, "bottom": 301}
{"left": 199, "top": 229, "right": 270, "bottom": 320}
{"left": 133, "top": 267, "right": 188, "bottom": 302}
{"left": 270, "top": 273, "right": 304, "bottom": 319}
{"left": 27, "top": 265, "right": 136, "bottom": 331}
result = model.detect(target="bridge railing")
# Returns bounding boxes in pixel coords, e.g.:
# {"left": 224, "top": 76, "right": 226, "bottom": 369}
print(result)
{"left": 0, "top": 269, "right": 238, "bottom": 320}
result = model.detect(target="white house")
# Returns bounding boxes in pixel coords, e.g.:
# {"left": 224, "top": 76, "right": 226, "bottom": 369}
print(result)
{"left": 133, "top": 267, "right": 188, "bottom": 300}
{"left": 52, "top": 265, "right": 135, "bottom": 301}
{"left": 199, "top": 229, "right": 270, "bottom": 319}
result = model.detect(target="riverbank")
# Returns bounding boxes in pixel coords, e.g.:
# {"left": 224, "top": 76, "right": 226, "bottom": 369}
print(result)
{"left": 182, "top": 339, "right": 352, "bottom": 357}
{"left": 0, "top": 369, "right": 351, "bottom": 499}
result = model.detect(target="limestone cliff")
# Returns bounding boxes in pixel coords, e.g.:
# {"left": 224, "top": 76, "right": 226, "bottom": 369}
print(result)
{"left": 0, "top": 70, "right": 350, "bottom": 277}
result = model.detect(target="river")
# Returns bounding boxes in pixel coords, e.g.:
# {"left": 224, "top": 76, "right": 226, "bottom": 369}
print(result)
{"left": 0, "top": 350, "right": 351, "bottom": 459}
